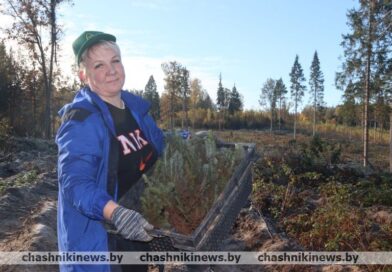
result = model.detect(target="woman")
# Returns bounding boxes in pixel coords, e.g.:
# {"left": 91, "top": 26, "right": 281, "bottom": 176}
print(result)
{"left": 56, "top": 31, "right": 165, "bottom": 271}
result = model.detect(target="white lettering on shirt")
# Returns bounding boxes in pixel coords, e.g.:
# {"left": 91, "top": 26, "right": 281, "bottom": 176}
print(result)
{"left": 134, "top": 129, "right": 148, "bottom": 147}
{"left": 117, "top": 135, "right": 138, "bottom": 155}
{"left": 117, "top": 129, "right": 149, "bottom": 155}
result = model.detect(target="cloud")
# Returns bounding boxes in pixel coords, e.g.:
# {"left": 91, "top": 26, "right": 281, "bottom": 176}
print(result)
{"left": 122, "top": 55, "right": 165, "bottom": 92}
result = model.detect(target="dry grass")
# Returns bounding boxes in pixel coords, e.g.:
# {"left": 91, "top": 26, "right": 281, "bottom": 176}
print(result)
{"left": 216, "top": 128, "right": 392, "bottom": 254}
{"left": 214, "top": 128, "right": 390, "bottom": 171}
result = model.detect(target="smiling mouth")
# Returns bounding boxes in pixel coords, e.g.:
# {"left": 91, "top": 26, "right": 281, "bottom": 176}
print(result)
{"left": 107, "top": 78, "right": 119, "bottom": 83}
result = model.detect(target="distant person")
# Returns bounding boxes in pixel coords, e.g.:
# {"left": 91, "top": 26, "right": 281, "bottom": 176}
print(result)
{"left": 181, "top": 128, "right": 191, "bottom": 140}
{"left": 56, "top": 30, "right": 165, "bottom": 272}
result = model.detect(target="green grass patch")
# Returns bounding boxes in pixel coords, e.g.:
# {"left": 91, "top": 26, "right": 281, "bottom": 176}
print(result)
{"left": 0, "top": 170, "right": 39, "bottom": 195}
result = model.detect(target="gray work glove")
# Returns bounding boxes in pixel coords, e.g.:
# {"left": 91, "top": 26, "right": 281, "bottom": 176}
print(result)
{"left": 111, "top": 206, "right": 154, "bottom": 242}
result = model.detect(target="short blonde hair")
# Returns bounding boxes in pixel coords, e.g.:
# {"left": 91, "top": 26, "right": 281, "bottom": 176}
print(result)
{"left": 78, "top": 40, "right": 121, "bottom": 72}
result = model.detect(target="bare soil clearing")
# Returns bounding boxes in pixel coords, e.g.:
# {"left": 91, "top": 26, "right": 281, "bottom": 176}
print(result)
{"left": 1, "top": 132, "right": 386, "bottom": 272}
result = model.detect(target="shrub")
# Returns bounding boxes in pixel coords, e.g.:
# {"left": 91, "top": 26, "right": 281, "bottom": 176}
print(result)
{"left": 141, "top": 133, "right": 245, "bottom": 234}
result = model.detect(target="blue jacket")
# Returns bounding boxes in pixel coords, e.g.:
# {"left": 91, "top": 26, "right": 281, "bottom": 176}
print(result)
{"left": 56, "top": 87, "right": 164, "bottom": 271}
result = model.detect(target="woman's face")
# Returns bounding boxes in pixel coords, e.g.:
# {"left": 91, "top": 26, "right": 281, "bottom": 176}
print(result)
{"left": 81, "top": 44, "right": 125, "bottom": 98}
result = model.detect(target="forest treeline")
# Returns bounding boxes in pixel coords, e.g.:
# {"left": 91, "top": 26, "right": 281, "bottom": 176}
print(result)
{"left": 0, "top": 0, "right": 390, "bottom": 168}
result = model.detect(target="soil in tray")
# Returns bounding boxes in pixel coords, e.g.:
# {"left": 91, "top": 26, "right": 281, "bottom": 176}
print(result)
{"left": 140, "top": 133, "right": 245, "bottom": 235}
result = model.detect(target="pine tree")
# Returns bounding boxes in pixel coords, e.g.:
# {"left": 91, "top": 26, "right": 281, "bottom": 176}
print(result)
{"left": 5, "top": 49, "right": 24, "bottom": 133}
{"left": 289, "top": 55, "right": 306, "bottom": 139}
{"left": 216, "top": 73, "right": 226, "bottom": 111}
{"left": 144, "top": 75, "right": 160, "bottom": 120}
{"left": 336, "top": 0, "right": 391, "bottom": 167}
{"left": 216, "top": 74, "right": 228, "bottom": 129}
{"left": 129, "top": 89, "right": 143, "bottom": 96}
{"left": 228, "top": 84, "right": 243, "bottom": 114}
{"left": 309, "top": 51, "right": 325, "bottom": 136}
{"left": 141, "top": 134, "right": 245, "bottom": 234}
{"left": 22, "top": 60, "right": 42, "bottom": 136}
{"left": 260, "top": 78, "right": 277, "bottom": 132}
{"left": 274, "top": 78, "right": 288, "bottom": 131}
{"left": 340, "top": 81, "right": 360, "bottom": 127}
{"left": 198, "top": 91, "right": 214, "bottom": 110}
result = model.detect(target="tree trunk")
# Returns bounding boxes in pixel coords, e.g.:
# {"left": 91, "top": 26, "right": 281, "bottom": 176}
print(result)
{"left": 45, "top": 0, "right": 57, "bottom": 139}
{"left": 278, "top": 99, "right": 281, "bottom": 131}
{"left": 293, "top": 102, "right": 297, "bottom": 140}
{"left": 390, "top": 104, "right": 392, "bottom": 172}
{"left": 185, "top": 101, "right": 189, "bottom": 129}
{"left": 170, "top": 92, "right": 174, "bottom": 131}
{"left": 32, "top": 76, "right": 37, "bottom": 137}
{"left": 8, "top": 85, "right": 16, "bottom": 130}
{"left": 363, "top": 89, "right": 369, "bottom": 168}
{"left": 313, "top": 91, "right": 316, "bottom": 137}
{"left": 182, "top": 95, "right": 188, "bottom": 129}
{"left": 181, "top": 95, "right": 185, "bottom": 129}
{"left": 363, "top": 1, "right": 373, "bottom": 168}
{"left": 191, "top": 108, "right": 195, "bottom": 130}
{"left": 35, "top": 1, "right": 56, "bottom": 139}
{"left": 41, "top": 58, "right": 51, "bottom": 139}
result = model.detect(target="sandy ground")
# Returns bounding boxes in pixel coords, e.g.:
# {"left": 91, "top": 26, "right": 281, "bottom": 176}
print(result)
{"left": 0, "top": 136, "right": 370, "bottom": 272}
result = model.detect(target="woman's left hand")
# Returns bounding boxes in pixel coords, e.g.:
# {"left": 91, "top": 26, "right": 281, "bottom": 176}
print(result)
{"left": 111, "top": 206, "right": 154, "bottom": 241}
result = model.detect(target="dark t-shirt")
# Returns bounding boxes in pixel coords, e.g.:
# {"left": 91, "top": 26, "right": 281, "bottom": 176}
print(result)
{"left": 106, "top": 102, "right": 157, "bottom": 199}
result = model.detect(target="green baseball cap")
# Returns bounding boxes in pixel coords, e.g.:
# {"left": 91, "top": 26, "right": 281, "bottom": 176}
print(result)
{"left": 72, "top": 31, "right": 116, "bottom": 65}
